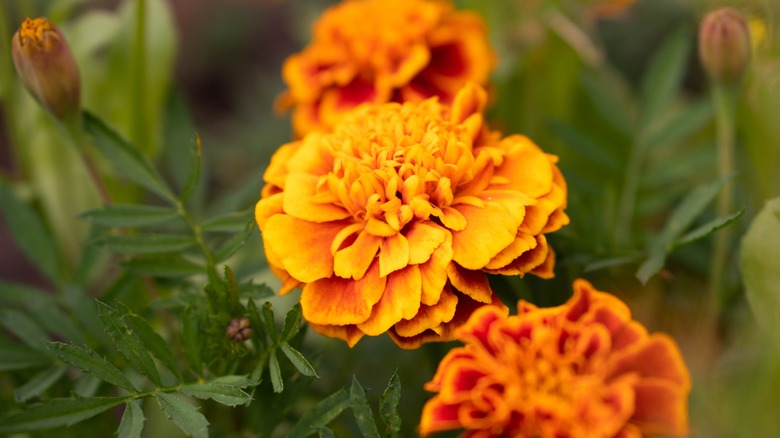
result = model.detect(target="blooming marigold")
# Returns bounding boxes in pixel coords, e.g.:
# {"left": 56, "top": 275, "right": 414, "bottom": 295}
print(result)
{"left": 256, "top": 84, "right": 568, "bottom": 349}
{"left": 420, "top": 279, "right": 691, "bottom": 437}
{"left": 280, "top": 0, "right": 495, "bottom": 136}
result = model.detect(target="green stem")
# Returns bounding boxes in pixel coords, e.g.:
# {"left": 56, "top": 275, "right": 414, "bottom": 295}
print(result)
{"left": 708, "top": 85, "right": 737, "bottom": 316}
{"left": 614, "top": 135, "right": 646, "bottom": 248}
{"left": 131, "top": 0, "right": 147, "bottom": 151}
{"left": 176, "top": 201, "right": 220, "bottom": 285}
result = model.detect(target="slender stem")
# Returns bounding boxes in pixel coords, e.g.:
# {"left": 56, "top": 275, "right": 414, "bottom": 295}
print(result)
{"left": 176, "top": 201, "right": 218, "bottom": 277}
{"left": 614, "top": 135, "right": 645, "bottom": 248}
{"left": 131, "top": 0, "right": 147, "bottom": 150}
{"left": 61, "top": 116, "right": 111, "bottom": 204}
{"left": 545, "top": 9, "right": 604, "bottom": 67}
{"left": 708, "top": 85, "right": 737, "bottom": 316}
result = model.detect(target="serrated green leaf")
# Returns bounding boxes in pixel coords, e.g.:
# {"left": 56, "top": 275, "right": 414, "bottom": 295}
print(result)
{"left": 288, "top": 388, "right": 350, "bottom": 438}
{"left": 201, "top": 208, "right": 253, "bottom": 233}
{"left": 0, "top": 182, "right": 61, "bottom": 284}
{"left": 269, "top": 351, "right": 284, "bottom": 393}
{"left": 156, "top": 392, "right": 209, "bottom": 438}
{"left": 180, "top": 134, "right": 202, "bottom": 204}
{"left": 0, "top": 396, "right": 126, "bottom": 434}
{"left": 80, "top": 204, "right": 180, "bottom": 228}
{"left": 351, "top": 376, "right": 380, "bottom": 438}
{"left": 0, "top": 309, "right": 51, "bottom": 353}
{"left": 122, "top": 255, "right": 203, "bottom": 278}
{"left": 675, "top": 208, "right": 744, "bottom": 248}
{"left": 181, "top": 381, "right": 253, "bottom": 407}
{"left": 0, "top": 340, "right": 51, "bottom": 371}
{"left": 48, "top": 341, "right": 137, "bottom": 391}
{"left": 281, "top": 304, "right": 303, "bottom": 341}
{"left": 120, "top": 304, "right": 183, "bottom": 381}
{"left": 639, "top": 26, "right": 691, "bottom": 127}
{"left": 30, "top": 300, "right": 86, "bottom": 345}
{"left": 239, "top": 281, "right": 275, "bottom": 301}
{"left": 63, "top": 286, "right": 113, "bottom": 348}
{"left": 84, "top": 112, "right": 176, "bottom": 203}
{"left": 263, "top": 302, "right": 278, "bottom": 342}
{"left": 213, "top": 221, "right": 255, "bottom": 263}
{"left": 380, "top": 371, "right": 401, "bottom": 438}
{"left": 97, "top": 302, "right": 160, "bottom": 386}
{"left": 14, "top": 366, "right": 67, "bottom": 403}
{"left": 181, "top": 306, "right": 202, "bottom": 377}
{"left": 280, "top": 343, "right": 317, "bottom": 377}
{"left": 93, "top": 234, "right": 197, "bottom": 255}
{"left": 210, "top": 375, "right": 256, "bottom": 386}
{"left": 117, "top": 400, "right": 145, "bottom": 438}
{"left": 74, "top": 374, "right": 102, "bottom": 397}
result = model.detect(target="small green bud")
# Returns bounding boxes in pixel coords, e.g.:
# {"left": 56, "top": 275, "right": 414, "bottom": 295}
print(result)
{"left": 698, "top": 8, "right": 751, "bottom": 85}
{"left": 12, "top": 17, "right": 81, "bottom": 118}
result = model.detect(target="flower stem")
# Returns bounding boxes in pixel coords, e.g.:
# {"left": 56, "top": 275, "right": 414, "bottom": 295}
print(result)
{"left": 708, "top": 84, "right": 737, "bottom": 316}
{"left": 131, "top": 0, "right": 147, "bottom": 151}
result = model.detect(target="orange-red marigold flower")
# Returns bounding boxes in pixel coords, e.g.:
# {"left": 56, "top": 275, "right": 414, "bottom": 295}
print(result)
{"left": 420, "top": 279, "right": 691, "bottom": 437}
{"left": 280, "top": 0, "right": 495, "bottom": 136}
{"left": 256, "top": 84, "right": 568, "bottom": 349}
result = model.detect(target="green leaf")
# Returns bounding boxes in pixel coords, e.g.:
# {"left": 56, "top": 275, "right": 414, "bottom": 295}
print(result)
{"left": 580, "top": 70, "right": 634, "bottom": 135}
{"left": 84, "top": 112, "right": 176, "bottom": 203}
{"left": 280, "top": 343, "right": 317, "bottom": 377}
{"left": 379, "top": 371, "right": 401, "bottom": 438}
{"left": 0, "top": 181, "right": 61, "bottom": 284}
{"left": 63, "top": 286, "right": 113, "bottom": 348}
{"left": 156, "top": 392, "right": 209, "bottom": 438}
{"left": 30, "top": 300, "right": 87, "bottom": 345}
{"left": 0, "top": 340, "right": 51, "bottom": 371}
{"left": 74, "top": 374, "right": 102, "bottom": 398}
{"left": 48, "top": 341, "right": 137, "bottom": 392}
{"left": 14, "top": 366, "right": 67, "bottom": 403}
{"left": 201, "top": 208, "right": 253, "bottom": 233}
{"left": 97, "top": 302, "right": 161, "bottom": 386}
{"left": 288, "top": 388, "right": 351, "bottom": 438}
{"left": 0, "top": 396, "right": 126, "bottom": 434}
{"left": 351, "top": 376, "right": 380, "bottom": 438}
{"left": 639, "top": 26, "right": 691, "bottom": 127}
{"left": 644, "top": 100, "right": 713, "bottom": 152}
{"left": 80, "top": 204, "right": 180, "bottom": 228}
{"left": 120, "top": 304, "right": 183, "bottom": 381}
{"left": 181, "top": 380, "right": 253, "bottom": 407}
{"left": 742, "top": 197, "right": 780, "bottom": 349}
{"left": 584, "top": 253, "right": 644, "bottom": 273}
{"left": 122, "top": 255, "right": 204, "bottom": 278}
{"left": 0, "top": 309, "right": 51, "bottom": 353}
{"left": 547, "top": 120, "right": 620, "bottom": 170}
{"left": 263, "top": 302, "right": 278, "bottom": 342}
{"left": 675, "top": 208, "right": 745, "bottom": 248}
{"left": 281, "top": 304, "right": 303, "bottom": 341}
{"left": 315, "top": 427, "right": 335, "bottom": 438}
{"left": 269, "top": 351, "right": 284, "bottom": 393}
{"left": 93, "top": 234, "right": 197, "bottom": 255}
{"left": 117, "top": 400, "right": 145, "bottom": 438}
{"left": 0, "top": 281, "right": 53, "bottom": 306}
{"left": 181, "top": 306, "right": 202, "bottom": 377}
{"left": 180, "top": 134, "right": 202, "bottom": 204}
{"left": 213, "top": 221, "right": 255, "bottom": 263}
{"left": 238, "top": 281, "right": 275, "bottom": 300}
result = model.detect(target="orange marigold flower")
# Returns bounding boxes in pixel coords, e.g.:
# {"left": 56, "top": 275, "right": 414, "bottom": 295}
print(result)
{"left": 420, "top": 279, "right": 691, "bottom": 437}
{"left": 280, "top": 0, "right": 495, "bottom": 136}
{"left": 256, "top": 84, "right": 568, "bottom": 349}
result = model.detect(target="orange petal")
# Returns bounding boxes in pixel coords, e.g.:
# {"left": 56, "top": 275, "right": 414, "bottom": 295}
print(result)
{"left": 447, "top": 263, "right": 492, "bottom": 304}
{"left": 419, "top": 396, "right": 461, "bottom": 436}
{"left": 358, "top": 265, "right": 422, "bottom": 336}
{"left": 301, "top": 261, "right": 385, "bottom": 326}
{"left": 334, "top": 231, "right": 382, "bottom": 280}
{"left": 419, "top": 235, "right": 453, "bottom": 305}
{"left": 255, "top": 193, "right": 284, "bottom": 229}
{"left": 379, "top": 232, "right": 410, "bottom": 277}
{"left": 490, "top": 136, "right": 553, "bottom": 198}
{"left": 484, "top": 233, "right": 537, "bottom": 270}
{"left": 455, "top": 304, "right": 508, "bottom": 350}
{"left": 631, "top": 378, "right": 690, "bottom": 436}
{"left": 607, "top": 335, "right": 691, "bottom": 390}
{"left": 263, "top": 215, "right": 349, "bottom": 282}
{"left": 394, "top": 285, "right": 458, "bottom": 337}
{"left": 262, "top": 142, "right": 300, "bottom": 189}
{"left": 407, "top": 221, "right": 449, "bottom": 265}
{"left": 485, "top": 234, "right": 551, "bottom": 276}
{"left": 283, "top": 173, "right": 352, "bottom": 222}
{"left": 450, "top": 82, "right": 487, "bottom": 125}
{"left": 387, "top": 43, "right": 430, "bottom": 86}
{"left": 307, "top": 322, "right": 365, "bottom": 348}
{"left": 451, "top": 202, "right": 519, "bottom": 270}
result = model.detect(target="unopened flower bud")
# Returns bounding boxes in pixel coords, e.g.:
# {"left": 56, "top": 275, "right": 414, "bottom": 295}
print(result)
{"left": 12, "top": 17, "right": 81, "bottom": 118}
{"left": 226, "top": 318, "right": 253, "bottom": 342}
{"left": 698, "top": 8, "right": 751, "bottom": 85}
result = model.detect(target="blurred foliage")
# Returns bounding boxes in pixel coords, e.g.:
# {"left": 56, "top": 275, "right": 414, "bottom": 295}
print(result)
{"left": 1, "top": 0, "right": 779, "bottom": 437}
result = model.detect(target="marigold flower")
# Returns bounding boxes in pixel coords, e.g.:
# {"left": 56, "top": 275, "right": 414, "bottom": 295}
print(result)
{"left": 280, "top": 0, "right": 495, "bottom": 136}
{"left": 256, "top": 84, "right": 568, "bottom": 349}
{"left": 12, "top": 17, "right": 81, "bottom": 119}
{"left": 420, "top": 279, "right": 691, "bottom": 437}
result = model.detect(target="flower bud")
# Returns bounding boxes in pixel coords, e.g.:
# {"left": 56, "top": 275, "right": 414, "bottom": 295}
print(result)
{"left": 698, "top": 8, "right": 751, "bottom": 85}
{"left": 12, "top": 17, "right": 81, "bottom": 118}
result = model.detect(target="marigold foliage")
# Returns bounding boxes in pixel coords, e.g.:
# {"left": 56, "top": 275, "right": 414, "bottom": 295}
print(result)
{"left": 419, "top": 279, "right": 691, "bottom": 437}
{"left": 255, "top": 84, "right": 568, "bottom": 349}
{"left": 280, "top": 0, "right": 495, "bottom": 136}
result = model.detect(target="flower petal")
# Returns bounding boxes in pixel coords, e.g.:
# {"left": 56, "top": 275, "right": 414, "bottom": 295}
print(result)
{"left": 447, "top": 263, "right": 492, "bottom": 304}
{"left": 379, "top": 232, "right": 410, "bottom": 277}
{"left": 407, "top": 221, "right": 449, "bottom": 265}
{"left": 307, "top": 322, "right": 365, "bottom": 348}
{"left": 395, "top": 285, "right": 458, "bottom": 337}
{"left": 334, "top": 231, "right": 383, "bottom": 280}
{"left": 419, "top": 235, "right": 453, "bottom": 305}
{"left": 301, "top": 260, "right": 385, "bottom": 325}
{"left": 358, "top": 265, "right": 422, "bottom": 336}
{"left": 283, "top": 173, "right": 352, "bottom": 222}
{"left": 631, "top": 378, "right": 690, "bottom": 436}
{"left": 419, "top": 396, "right": 461, "bottom": 436}
{"left": 451, "top": 202, "right": 519, "bottom": 270}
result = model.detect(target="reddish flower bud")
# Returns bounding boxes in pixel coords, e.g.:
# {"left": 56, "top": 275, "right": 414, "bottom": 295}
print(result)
{"left": 12, "top": 17, "right": 81, "bottom": 118}
{"left": 699, "top": 8, "right": 751, "bottom": 85}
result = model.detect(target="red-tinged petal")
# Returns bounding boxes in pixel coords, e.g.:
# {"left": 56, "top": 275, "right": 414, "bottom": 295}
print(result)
{"left": 438, "top": 358, "right": 487, "bottom": 403}
{"left": 612, "top": 321, "right": 649, "bottom": 352}
{"left": 451, "top": 202, "right": 519, "bottom": 270}
{"left": 485, "top": 234, "right": 551, "bottom": 276}
{"left": 334, "top": 231, "right": 382, "bottom": 280}
{"left": 615, "top": 424, "right": 643, "bottom": 438}
{"left": 379, "top": 232, "right": 410, "bottom": 277}
{"left": 307, "top": 322, "right": 365, "bottom": 348}
{"left": 386, "top": 43, "right": 430, "bottom": 86}
{"left": 448, "top": 263, "right": 493, "bottom": 304}
{"left": 520, "top": 179, "right": 567, "bottom": 235}
{"left": 263, "top": 215, "right": 349, "bottom": 282}
{"left": 419, "top": 397, "right": 461, "bottom": 436}
{"left": 301, "top": 261, "right": 385, "bottom": 325}
{"left": 358, "top": 265, "right": 422, "bottom": 336}
{"left": 631, "top": 378, "right": 690, "bottom": 436}
{"left": 395, "top": 285, "right": 459, "bottom": 337}
{"left": 283, "top": 173, "right": 352, "bottom": 222}
{"left": 606, "top": 335, "right": 691, "bottom": 389}
{"left": 419, "top": 236, "right": 453, "bottom": 305}
{"left": 455, "top": 304, "right": 507, "bottom": 351}
{"left": 406, "top": 221, "right": 449, "bottom": 264}
{"left": 255, "top": 193, "right": 284, "bottom": 229}
{"left": 388, "top": 327, "right": 450, "bottom": 350}
{"left": 529, "top": 243, "right": 556, "bottom": 279}
{"left": 484, "top": 233, "right": 537, "bottom": 270}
